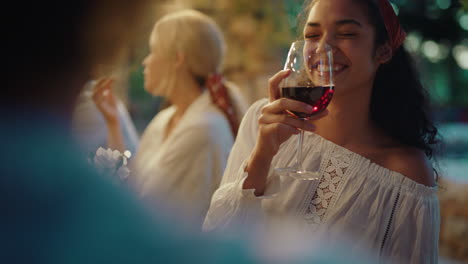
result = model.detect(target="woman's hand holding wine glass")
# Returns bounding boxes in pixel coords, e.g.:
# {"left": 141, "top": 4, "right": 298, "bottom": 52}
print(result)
{"left": 244, "top": 40, "right": 334, "bottom": 195}
{"left": 256, "top": 70, "right": 329, "bottom": 157}
{"left": 243, "top": 52, "right": 331, "bottom": 195}
{"left": 274, "top": 40, "right": 334, "bottom": 180}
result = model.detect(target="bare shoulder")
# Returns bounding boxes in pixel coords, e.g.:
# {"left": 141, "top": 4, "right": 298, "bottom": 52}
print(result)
{"left": 383, "top": 147, "right": 436, "bottom": 187}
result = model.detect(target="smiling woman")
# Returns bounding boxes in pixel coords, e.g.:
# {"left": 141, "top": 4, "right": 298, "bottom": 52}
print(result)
{"left": 203, "top": 0, "right": 441, "bottom": 263}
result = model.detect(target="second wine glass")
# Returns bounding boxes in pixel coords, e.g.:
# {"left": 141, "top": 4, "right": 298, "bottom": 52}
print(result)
{"left": 275, "top": 40, "right": 334, "bottom": 180}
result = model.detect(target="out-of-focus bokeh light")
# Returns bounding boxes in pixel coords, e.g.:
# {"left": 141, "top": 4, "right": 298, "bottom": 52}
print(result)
{"left": 436, "top": 0, "right": 451, "bottom": 10}
{"left": 422, "top": 40, "right": 450, "bottom": 63}
{"left": 404, "top": 31, "right": 423, "bottom": 53}
{"left": 452, "top": 43, "right": 468, "bottom": 70}
{"left": 459, "top": 12, "right": 468, "bottom": 31}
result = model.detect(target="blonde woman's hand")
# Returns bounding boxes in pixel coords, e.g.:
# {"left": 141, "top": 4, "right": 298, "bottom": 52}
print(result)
{"left": 92, "top": 78, "right": 119, "bottom": 125}
{"left": 255, "top": 70, "right": 328, "bottom": 158}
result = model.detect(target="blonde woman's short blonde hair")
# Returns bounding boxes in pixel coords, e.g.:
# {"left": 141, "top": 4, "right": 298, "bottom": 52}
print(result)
{"left": 152, "top": 9, "right": 226, "bottom": 81}
{"left": 150, "top": 9, "right": 248, "bottom": 120}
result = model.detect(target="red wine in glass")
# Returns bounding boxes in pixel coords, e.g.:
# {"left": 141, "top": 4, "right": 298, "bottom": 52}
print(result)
{"left": 282, "top": 86, "right": 334, "bottom": 119}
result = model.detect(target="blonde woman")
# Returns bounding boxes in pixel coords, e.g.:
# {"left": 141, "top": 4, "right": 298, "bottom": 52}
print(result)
{"left": 93, "top": 9, "right": 247, "bottom": 228}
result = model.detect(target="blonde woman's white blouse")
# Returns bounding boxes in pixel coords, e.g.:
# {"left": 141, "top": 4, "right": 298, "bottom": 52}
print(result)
{"left": 203, "top": 99, "right": 440, "bottom": 264}
{"left": 133, "top": 91, "right": 234, "bottom": 228}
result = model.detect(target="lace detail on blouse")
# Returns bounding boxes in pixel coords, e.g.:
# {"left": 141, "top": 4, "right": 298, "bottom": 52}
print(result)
{"left": 305, "top": 148, "right": 352, "bottom": 225}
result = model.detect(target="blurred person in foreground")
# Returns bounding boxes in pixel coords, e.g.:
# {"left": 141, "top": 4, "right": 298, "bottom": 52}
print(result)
{"left": 92, "top": 9, "right": 248, "bottom": 229}
{"left": 204, "top": 0, "right": 440, "bottom": 263}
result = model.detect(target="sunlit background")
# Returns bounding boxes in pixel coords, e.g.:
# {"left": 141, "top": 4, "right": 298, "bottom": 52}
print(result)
{"left": 114, "top": 0, "right": 467, "bottom": 262}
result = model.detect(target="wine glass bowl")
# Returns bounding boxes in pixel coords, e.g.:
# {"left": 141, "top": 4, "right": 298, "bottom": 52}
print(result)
{"left": 275, "top": 40, "right": 334, "bottom": 180}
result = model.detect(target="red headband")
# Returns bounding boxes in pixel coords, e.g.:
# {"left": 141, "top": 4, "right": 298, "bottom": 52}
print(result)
{"left": 378, "top": 0, "right": 406, "bottom": 52}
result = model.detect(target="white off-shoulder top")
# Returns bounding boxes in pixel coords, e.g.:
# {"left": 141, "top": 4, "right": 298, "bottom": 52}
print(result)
{"left": 203, "top": 99, "right": 439, "bottom": 264}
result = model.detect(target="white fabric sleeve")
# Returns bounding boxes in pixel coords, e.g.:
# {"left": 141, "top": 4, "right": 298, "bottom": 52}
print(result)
{"left": 381, "top": 189, "right": 440, "bottom": 264}
{"left": 202, "top": 99, "right": 282, "bottom": 232}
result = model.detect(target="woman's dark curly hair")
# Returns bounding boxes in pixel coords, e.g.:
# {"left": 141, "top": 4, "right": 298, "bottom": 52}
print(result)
{"left": 301, "top": 0, "right": 440, "bottom": 158}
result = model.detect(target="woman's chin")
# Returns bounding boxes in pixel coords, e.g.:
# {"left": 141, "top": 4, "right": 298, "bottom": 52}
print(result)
{"left": 143, "top": 84, "right": 156, "bottom": 95}
{"left": 146, "top": 88, "right": 164, "bottom": 97}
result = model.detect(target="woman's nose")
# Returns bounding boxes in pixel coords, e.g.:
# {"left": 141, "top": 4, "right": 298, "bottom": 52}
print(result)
{"left": 142, "top": 55, "right": 149, "bottom": 66}
{"left": 314, "top": 31, "right": 337, "bottom": 51}
{"left": 316, "top": 35, "right": 334, "bottom": 54}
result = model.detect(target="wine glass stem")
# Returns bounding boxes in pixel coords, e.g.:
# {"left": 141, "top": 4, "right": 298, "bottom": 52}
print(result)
{"left": 295, "top": 127, "right": 305, "bottom": 171}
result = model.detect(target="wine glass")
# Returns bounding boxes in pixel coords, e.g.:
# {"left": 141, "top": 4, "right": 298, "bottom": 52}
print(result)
{"left": 275, "top": 40, "right": 334, "bottom": 180}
